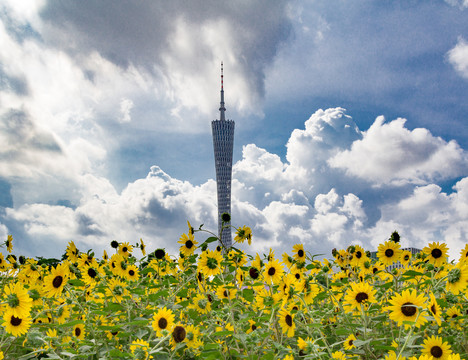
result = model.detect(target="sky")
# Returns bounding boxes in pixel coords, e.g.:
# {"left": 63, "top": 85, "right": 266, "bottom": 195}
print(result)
{"left": 1, "top": 0, "right": 468, "bottom": 261}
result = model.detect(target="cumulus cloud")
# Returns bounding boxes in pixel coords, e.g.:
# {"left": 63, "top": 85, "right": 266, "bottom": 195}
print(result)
{"left": 444, "top": 0, "right": 468, "bottom": 9}
{"left": 329, "top": 116, "right": 468, "bottom": 186}
{"left": 447, "top": 37, "right": 468, "bottom": 79}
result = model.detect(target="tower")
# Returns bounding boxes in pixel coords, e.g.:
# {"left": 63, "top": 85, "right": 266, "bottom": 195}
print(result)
{"left": 212, "top": 62, "right": 235, "bottom": 248}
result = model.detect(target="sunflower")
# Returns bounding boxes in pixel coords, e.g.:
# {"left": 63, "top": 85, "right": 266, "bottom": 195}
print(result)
{"left": 130, "top": 339, "right": 152, "bottom": 360}
{"left": 292, "top": 244, "right": 307, "bottom": 262}
{"left": 139, "top": 238, "right": 146, "bottom": 256}
{"left": 171, "top": 325, "right": 186, "bottom": 345}
{"left": 377, "top": 240, "right": 402, "bottom": 267}
{"left": 421, "top": 335, "right": 452, "bottom": 360}
{"left": 234, "top": 225, "right": 252, "bottom": 245}
{"left": 191, "top": 293, "right": 211, "bottom": 314}
{"left": 2, "top": 310, "right": 32, "bottom": 337}
{"left": 446, "top": 306, "right": 462, "bottom": 320}
{"left": 72, "top": 323, "right": 85, "bottom": 340}
{"left": 400, "top": 250, "right": 412, "bottom": 267}
{"left": 118, "top": 242, "right": 133, "bottom": 258}
{"left": 6, "top": 234, "right": 13, "bottom": 253}
{"left": 459, "top": 243, "right": 468, "bottom": 263}
{"left": 125, "top": 264, "right": 140, "bottom": 282}
{"left": 198, "top": 249, "right": 224, "bottom": 277}
{"left": 152, "top": 307, "right": 175, "bottom": 336}
{"left": 65, "top": 241, "right": 79, "bottom": 262}
{"left": 423, "top": 242, "right": 448, "bottom": 267}
{"left": 184, "top": 324, "right": 202, "bottom": 349}
{"left": 216, "top": 285, "right": 237, "bottom": 301}
{"left": 428, "top": 292, "right": 442, "bottom": 326}
{"left": 3, "top": 282, "right": 32, "bottom": 318}
{"left": 0, "top": 253, "right": 7, "bottom": 271}
{"left": 278, "top": 307, "right": 295, "bottom": 337}
{"left": 81, "top": 265, "right": 102, "bottom": 287}
{"left": 445, "top": 262, "right": 468, "bottom": 295}
{"left": 349, "top": 245, "right": 367, "bottom": 267}
{"left": 343, "top": 334, "right": 356, "bottom": 350}
{"left": 263, "top": 258, "right": 284, "bottom": 285}
{"left": 178, "top": 232, "right": 198, "bottom": 257}
{"left": 246, "top": 319, "right": 259, "bottom": 334}
{"left": 105, "top": 278, "right": 128, "bottom": 303}
{"left": 43, "top": 263, "right": 69, "bottom": 298}
{"left": 332, "top": 351, "right": 347, "bottom": 359}
{"left": 343, "top": 281, "right": 377, "bottom": 313}
{"left": 387, "top": 289, "right": 427, "bottom": 328}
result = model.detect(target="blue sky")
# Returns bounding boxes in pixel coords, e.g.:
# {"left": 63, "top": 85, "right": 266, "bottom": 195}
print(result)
{"left": 1, "top": 0, "right": 468, "bottom": 261}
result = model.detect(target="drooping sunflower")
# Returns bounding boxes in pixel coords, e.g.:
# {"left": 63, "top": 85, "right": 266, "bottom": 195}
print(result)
{"left": 152, "top": 307, "right": 175, "bottom": 336}
{"left": 278, "top": 307, "right": 295, "bottom": 337}
{"left": 178, "top": 232, "right": 198, "bottom": 257}
{"left": 72, "top": 323, "right": 85, "bottom": 340}
{"left": 428, "top": 292, "right": 442, "bottom": 326}
{"left": 234, "top": 225, "right": 252, "bottom": 245}
{"left": 377, "top": 240, "right": 402, "bottom": 267}
{"left": 139, "top": 238, "right": 146, "bottom": 256}
{"left": 130, "top": 339, "right": 152, "bottom": 360}
{"left": 3, "top": 282, "right": 32, "bottom": 318}
{"left": 2, "top": 310, "right": 32, "bottom": 337}
{"left": 445, "top": 262, "right": 468, "bottom": 295}
{"left": 6, "top": 234, "right": 13, "bottom": 253}
{"left": 191, "top": 292, "right": 211, "bottom": 314}
{"left": 423, "top": 242, "right": 449, "bottom": 267}
{"left": 198, "top": 249, "right": 224, "bottom": 277}
{"left": 292, "top": 244, "right": 307, "bottom": 262}
{"left": 387, "top": 289, "right": 427, "bottom": 328}
{"left": 343, "top": 281, "right": 377, "bottom": 313}
{"left": 65, "top": 241, "right": 79, "bottom": 262}
{"left": 263, "top": 258, "right": 284, "bottom": 285}
{"left": 343, "top": 334, "right": 356, "bottom": 350}
{"left": 421, "top": 335, "right": 452, "bottom": 360}
{"left": 43, "top": 263, "right": 69, "bottom": 298}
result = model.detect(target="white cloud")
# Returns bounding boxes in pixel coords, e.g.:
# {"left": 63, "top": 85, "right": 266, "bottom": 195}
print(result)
{"left": 329, "top": 116, "right": 468, "bottom": 186}
{"left": 444, "top": 0, "right": 468, "bottom": 9}
{"left": 447, "top": 37, "right": 468, "bottom": 79}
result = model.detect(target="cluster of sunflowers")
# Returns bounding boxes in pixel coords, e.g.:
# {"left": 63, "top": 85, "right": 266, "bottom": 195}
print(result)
{"left": 0, "top": 225, "right": 467, "bottom": 359}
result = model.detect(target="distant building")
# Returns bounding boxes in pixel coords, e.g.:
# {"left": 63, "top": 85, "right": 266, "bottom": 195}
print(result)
{"left": 370, "top": 247, "right": 422, "bottom": 271}
{"left": 212, "top": 63, "right": 235, "bottom": 248}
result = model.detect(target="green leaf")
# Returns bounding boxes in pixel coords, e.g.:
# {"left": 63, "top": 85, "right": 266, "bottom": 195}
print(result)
{"left": 204, "top": 236, "right": 219, "bottom": 244}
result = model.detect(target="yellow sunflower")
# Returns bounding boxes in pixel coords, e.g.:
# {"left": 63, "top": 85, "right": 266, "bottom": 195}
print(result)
{"left": 6, "top": 234, "right": 13, "bottom": 253}
{"left": 459, "top": 243, "right": 468, "bottom": 263}
{"left": 278, "top": 307, "right": 295, "bottom": 337}
{"left": 377, "top": 240, "right": 402, "bottom": 266}
{"left": 130, "top": 339, "right": 152, "bottom": 360}
{"left": 2, "top": 310, "right": 32, "bottom": 337}
{"left": 400, "top": 250, "right": 412, "bottom": 267}
{"left": 43, "top": 263, "right": 69, "bottom": 298}
{"left": 118, "top": 242, "right": 133, "bottom": 258}
{"left": 72, "top": 323, "right": 85, "bottom": 340}
{"left": 178, "top": 232, "right": 198, "bottom": 257}
{"left": 428, "top": 292, "right": 442, "bottom": 326}
{"left": 234, "top": 225, "right": 252, "bottom": 245}
{"left": 105, "top": 278, "right": 128, "bottom": 303}
{"left": 3, "top": 282, "right": 32, "bottom": 318}
{"left": 423, "top": 242, "right": 448, "bottom": 267}
{"left": 125, "top": 264, "right": 140, "bottom": 282}
{"left": 445, "top": 262, "right": 468, "bottom": 295}
{"left": 216, "top": 285, "right": 237, "bottom": 301}
{"left": 81, "top": 265, "right": 102, "bottom": 287}
{"left": 421, "top": 335, "right": 452, "bottom": 360}
{"left": 246, "top": 319, "right": 259, "bottom": 334}
{"left": 343, "top": 281, "right": 377, "bottom": 313}
{"left": 65, "top": 241, "right": 79, "bottom": 262}
{"left": 152, "top": 307, "right": 175, "bottom": 336}
{"left": 332, "top": 351, "right": 347, "bottom": 359}
{"left": 198, "top": 249, "right": 224, "bottom": 277}
{"left": 343, "top": 334, "right": 356, "bottom": 350}
{"left": 350, "top": 245, "right": 367, "bottom": 267}
{"left": 263, "top": 258, "right": 284, "bottom": 285}
{"left": 387, "top": 289, "right": 427, "bottom": 328}
{"left": 291, "top": 243, "right": 306, "bottom": 262}
{"left": 139, "top": 238, "right": 146, "bottom": 256}
{"left": 190, "top": 293, "right": 211, "bottom": 314}
{"left": 171, "top": 325, "right": 186, "bottom": 346}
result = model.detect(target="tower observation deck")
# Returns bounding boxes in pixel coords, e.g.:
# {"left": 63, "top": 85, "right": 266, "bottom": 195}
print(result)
{"left": 212, "top": 62, "right": 235, "bottom": 248}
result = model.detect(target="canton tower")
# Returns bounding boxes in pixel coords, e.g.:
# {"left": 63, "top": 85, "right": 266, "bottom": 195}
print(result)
{"left": 212, "top": 62, "right": 235, "bottom": 248}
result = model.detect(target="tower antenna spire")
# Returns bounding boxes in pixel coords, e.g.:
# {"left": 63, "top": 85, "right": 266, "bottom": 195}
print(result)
{"left": 219, "top": 61, "right": 226, "bottom": 121}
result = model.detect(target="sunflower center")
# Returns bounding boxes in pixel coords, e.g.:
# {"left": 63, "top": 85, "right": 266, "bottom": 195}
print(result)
{"left": 431, "top": 248, "right": 442, "bottom": 259}
{"left": 298, "top": 249, "right": 304, "bottom": 258}
{"left": 430, "top": 346, "right": 443, "bottom": 358}
{"left": 158, "top": 318, "right": 168, "bottom": 329}
{"left": 122, "top": 247, "right": 128, "bottom": 253}
{"left": 285, "top": 314, "right": 293, "bottom": 327}
{"left": 401, "top": 302, "right": 417, "bottom": 317}
{"left": 172, "top": 326, "right": 186, "bottom": 343}
{"left": 129, "top": 269, "right": 135, "bottom": 276}
{"left": 268, "top": 267, "right": 276, "bottom": 276}
{"left": 385, "top": 249, "right": 394, "bottom": 257}
{"left": 155, "top": 249, "right": 165, "bottom": 259}
{"left": 447, "top": 268, "right": 461, "bottom": 283}
{"left": 223, "top": 290, "right": 229, "bottom": 298}
{"left": 356, "top": 251, "right": 362, "bottom": 259}
{"left": 249, "top": 267, "right": 259, "bottom": 279}
{"left": 404, "top": 254, "right": 410, "bottom": 261}
{"left": 206, "top": 257, "right": 218, "bottom": 270}
{"left": 186, "top": 240, "right": 193, "bottom": 249}
{"left": 251, "top": 324, "right": 257, "bottom": 331}
{"left": 430, "top": 304, "right": 437, "bottom": 315}
{"left": 295, "top": 273, "right": 300, "bottom": 279}
{"left": 88, "top": 268, "right": 97, "bottom": 278}
{"left": 7, "top": 294, "right": 20, "bottom": 308}
{"left": 53, "top": 275, "right": 63, "bottom": 288}
{"left": 355, "top": 292, "right": 369, "bottom": 303}
{"left": 74, "top": 327, "right": 81, "bottom": 337}
{"left": 10, "top": 315, "right": 22, "bottom": 326}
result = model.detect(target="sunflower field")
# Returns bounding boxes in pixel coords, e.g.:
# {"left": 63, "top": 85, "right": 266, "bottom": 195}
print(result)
{"left": 0, "top": 224, "right": 467, "bottom": 359}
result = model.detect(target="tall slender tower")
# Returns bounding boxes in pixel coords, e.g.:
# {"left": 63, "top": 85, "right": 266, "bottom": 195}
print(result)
{"left": 212, "top": 62, "right": 235, "bottom": 248}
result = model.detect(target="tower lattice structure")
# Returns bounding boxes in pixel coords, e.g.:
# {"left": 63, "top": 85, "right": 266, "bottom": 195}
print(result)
{"left": 212, "top": 62, "right": 235, "bottom": 248}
